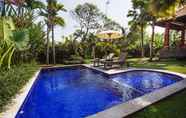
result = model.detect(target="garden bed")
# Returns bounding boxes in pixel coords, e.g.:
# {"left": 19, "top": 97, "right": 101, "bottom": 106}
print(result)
{"left": 0, "top": 62, "right": 39, "bottom": 112}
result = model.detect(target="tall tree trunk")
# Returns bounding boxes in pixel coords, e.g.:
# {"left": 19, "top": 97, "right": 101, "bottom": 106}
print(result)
{"left": 82, "top": 28, "right": 89, "bottom": 42}
{"left": 91, "top": 45, "right": 96, "bottom": 59}
{"left": 150, "top": 21, "right": 155, "bottom": 61}
{"left": 46, "top": 24, "right": 50, "bottom": 65}
{"left": 52, "top": 24, "right": 56, "bottom": 64}
{"left": 141, "top": 24, "right": 144, "bottom": 57}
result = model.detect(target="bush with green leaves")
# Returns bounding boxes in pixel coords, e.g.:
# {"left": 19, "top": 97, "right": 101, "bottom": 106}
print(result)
{"left": 95, "top": 42, "right": 120, "bottom": 58}
{"left": 0, "top": 62, "right": 39, "bottom": 112}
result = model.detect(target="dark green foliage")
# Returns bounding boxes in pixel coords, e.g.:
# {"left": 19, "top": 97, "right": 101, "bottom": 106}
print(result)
{"left": 149, "top": 0, "right": 181, "bottom": 18}
{"left": 0, "top": 1, "right": 46, "bottom": 68}
{"left": 63, "top": 55, "right": 84, "bottom": 65}
{"left": 0, "top": 62, "right": 39, "bottom": 112}
{"left": 10, "top": 22, "right": 46, "bottom": 65}
{"left": 27, "top": 22, "right": 45, "bottom": 61}
{"left": 95, "top": 42, "right": 120, "bottom": 58}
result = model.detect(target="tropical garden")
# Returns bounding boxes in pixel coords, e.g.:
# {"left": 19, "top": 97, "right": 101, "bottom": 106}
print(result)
{"left": 0, "top": 0, "right": 186, "bottom": 118}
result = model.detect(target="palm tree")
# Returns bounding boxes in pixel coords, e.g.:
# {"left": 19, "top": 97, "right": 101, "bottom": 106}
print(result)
{"left": 128, "top": 0, "right": 150, "bottom": 57}
{"left": 138, "top": 10, "right": 147, "bottom": 57}
{"left": 40, "top": 0, "right": 66, "bottom": 65}
{"left": 129, "top": 0, "right": 165, "bottom": 59}
{"left": 149, "top": 17, "right": 156, "bottom": 61}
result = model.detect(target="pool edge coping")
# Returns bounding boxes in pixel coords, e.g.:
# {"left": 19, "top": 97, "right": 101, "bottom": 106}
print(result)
{"left": 1, "top": 64, "right": 186, "bottom": 118}
{"left": 84, "top": 65, "right": 186, "bottom": 118}
{"left": 0, "top": 69, "right": 41, "bottom": 118}
{"left": 87, "top": 76, "right": 186, "bottom": 118}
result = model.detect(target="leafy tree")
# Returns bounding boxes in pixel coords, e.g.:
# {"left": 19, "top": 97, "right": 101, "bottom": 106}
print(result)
{"left": 56, "top": 35, "right": 81, "bottom": 61}
{"left": 154, "top": 33, "right": 163, "bottom": 51}
{"left": 128, "top": 0, "right": 151, "bottom": 57}
{"left": 73, "top": 29, "right": 85, "bottom": 40}
{"left": 101, "top": 14, "right": 122, "bottom": 31}
{"left": 128, "top": 0, "right": 167, "bottom": 59}
{"left": 28, "top": 22, "right": 45, "bottom": 60}
{"left": 71, "top": 3, "right": 101, "bottom": 41}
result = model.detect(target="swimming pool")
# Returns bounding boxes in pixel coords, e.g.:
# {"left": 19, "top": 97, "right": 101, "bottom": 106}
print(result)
{"left": 15, "top": 66, "right": 183, "bottom": 118}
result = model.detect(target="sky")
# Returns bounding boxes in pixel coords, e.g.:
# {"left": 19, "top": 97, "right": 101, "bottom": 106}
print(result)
{"left": 53, "top": 0, "right": 132, "bottom": 41}
{"left": 48, "top": 0, "right": 164, "bottom": 41}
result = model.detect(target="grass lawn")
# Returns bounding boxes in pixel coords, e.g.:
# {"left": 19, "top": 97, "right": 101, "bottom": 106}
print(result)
{"left": 126, "top": 58, "right": 186, "bottom": 118}
{"left": 0, "top": 62, "right": 39, "bottom": 112}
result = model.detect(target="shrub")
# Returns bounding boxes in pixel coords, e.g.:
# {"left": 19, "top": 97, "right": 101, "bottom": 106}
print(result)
{"left": 0, "top": 62, "right": 39, "bottom": 112}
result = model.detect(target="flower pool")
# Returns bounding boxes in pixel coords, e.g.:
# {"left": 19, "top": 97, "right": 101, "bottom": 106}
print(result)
{"left": 15, "top": 66, "right": 184, "bottom": 118}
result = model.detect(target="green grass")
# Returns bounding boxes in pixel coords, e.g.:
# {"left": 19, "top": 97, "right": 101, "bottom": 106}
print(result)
{"left": 128, "top": 58, "right": 186, "bottom": 73}
{"left": 0, "top": 62, "right": 39, "bottom": 112}
{"left": 126, "top": 58, "right": 186, "bottom": 118}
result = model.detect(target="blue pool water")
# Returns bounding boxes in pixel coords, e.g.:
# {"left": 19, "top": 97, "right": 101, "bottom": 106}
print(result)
{"left": 111, "top": 71, "right": 182, "bottom": 94}
{"left": 16, "top": 67, "right": 183, "bottom": 118}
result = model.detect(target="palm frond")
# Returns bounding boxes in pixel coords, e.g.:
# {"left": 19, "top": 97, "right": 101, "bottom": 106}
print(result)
{"left": 52, "top": 16, "right": 65, "bottom": 26}
{"left": 30, "top": 0, "right": 45, "bottom": 10}
{"left": 12, "top": 29, "right": 29, "bottom": 51}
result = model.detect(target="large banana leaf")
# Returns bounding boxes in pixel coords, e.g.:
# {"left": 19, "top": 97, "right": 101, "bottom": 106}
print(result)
{"left": 0, "top": 17, "right": 29, "bottom": 68}
{"left": 0, "top": 17, "right": 15, "bottom": 46}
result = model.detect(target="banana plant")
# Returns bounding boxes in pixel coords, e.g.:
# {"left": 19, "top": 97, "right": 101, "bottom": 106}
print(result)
{"left": 0, "top": 29, "right": 29, "bottom": 69}
{"left": 0, "top": 17, "right": 29, "bottom": 69}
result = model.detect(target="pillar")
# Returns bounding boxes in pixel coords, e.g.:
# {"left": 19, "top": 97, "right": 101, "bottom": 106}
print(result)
{"left": 180, "top": 29, "right": 185, "bottom": 48}
{"left": 164, "top": 23, "right": 170, "bottom": 48}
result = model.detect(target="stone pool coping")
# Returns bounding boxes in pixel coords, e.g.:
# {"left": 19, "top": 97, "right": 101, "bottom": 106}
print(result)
{"left": 85, "top": 65, "right": 186, "bottom": 118}
{"left": 1, "top": 65, "right": 186, "bottom": 118}
{"left": 0, "top": 69, "right": 41, "bottom": 118}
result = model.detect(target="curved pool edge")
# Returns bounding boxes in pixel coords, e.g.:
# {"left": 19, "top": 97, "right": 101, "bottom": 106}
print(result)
{"left": 85, "top": 65, "right": 186, "bottom": 118}
{"left": 1, "top": 64, "right": 186, "bottom": 118}
{"left": 87, "top": 79, "right": 186, "bottom": 118}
